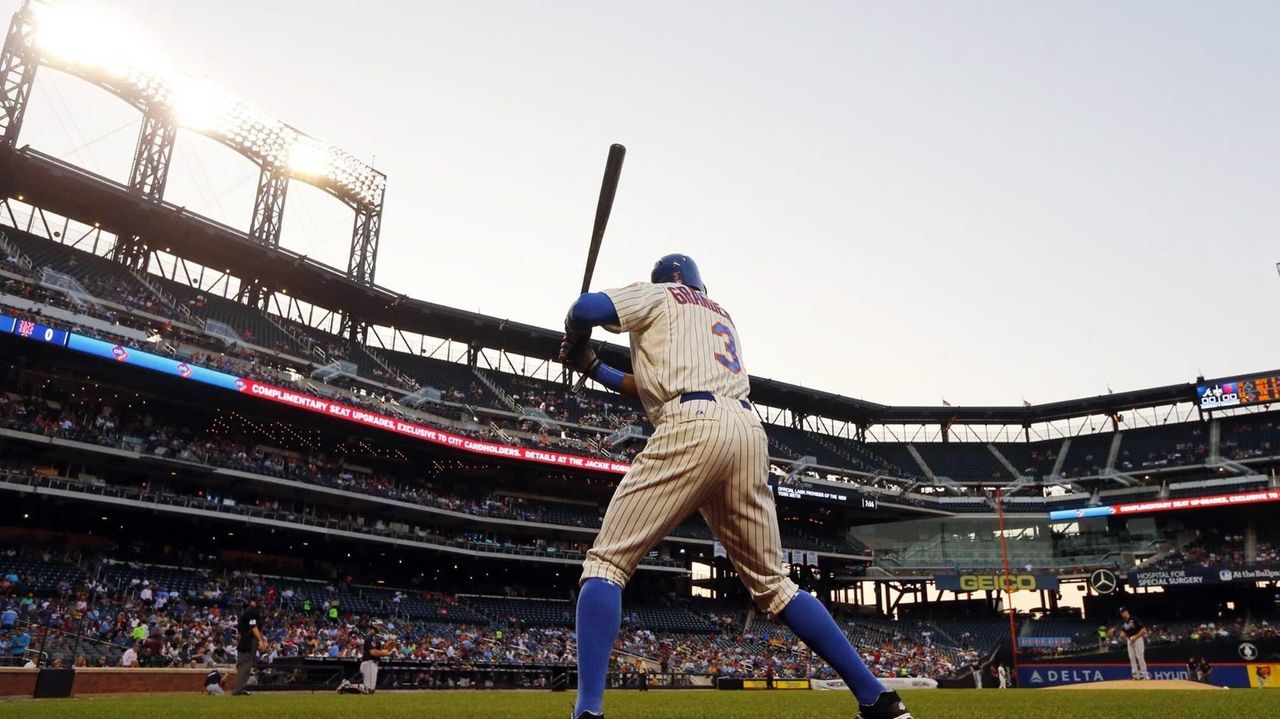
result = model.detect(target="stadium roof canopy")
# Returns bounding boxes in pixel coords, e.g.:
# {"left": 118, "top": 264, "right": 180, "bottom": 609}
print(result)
{"left": 0, "top": 147, "right": 1199, "bottom": 428}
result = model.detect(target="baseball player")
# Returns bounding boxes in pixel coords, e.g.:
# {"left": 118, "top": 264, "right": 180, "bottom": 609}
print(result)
{"left": 353, "top": 621, "right": 398, "bottom": 694}
{"left": 232, "top": 595, "right": 265, "bottom": 696}
{"left": 559, "top": 254, "right": 911, "bottom": 719}
{"left": 1119, "top": 607, "right": 1148, "bottom": 680}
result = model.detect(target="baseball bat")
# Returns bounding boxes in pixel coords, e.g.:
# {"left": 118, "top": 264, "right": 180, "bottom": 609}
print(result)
{"left": 571, "top": 144, "right": 626, "bottom": 393}
{"left": 579, "top": 143, "right": 626, "bottom": 294}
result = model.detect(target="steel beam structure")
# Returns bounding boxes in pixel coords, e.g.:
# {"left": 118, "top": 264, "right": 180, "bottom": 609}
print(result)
{"left": 113, "top": 109, "right": 178, "bottom": 269}
{"left": 0, "top": 4, "right": 37, "bottom": 147}
{"left": 340, "top": 199, "right": 384, "bottom": 342}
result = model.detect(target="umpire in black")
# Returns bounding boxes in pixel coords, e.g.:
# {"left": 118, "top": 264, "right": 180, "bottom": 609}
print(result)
{"left": 233, "top": 595, "right": 266, "bottom": 696}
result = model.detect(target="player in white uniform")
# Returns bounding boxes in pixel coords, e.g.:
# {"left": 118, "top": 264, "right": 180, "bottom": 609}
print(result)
{"left": 560, "top": 254, "right": 911, "bottom": 719}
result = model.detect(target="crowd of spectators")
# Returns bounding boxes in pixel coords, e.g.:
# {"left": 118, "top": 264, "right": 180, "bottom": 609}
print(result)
{"left": 0, "top": 545, "right": 967, "bottom": 680}
{"left": 1220, "top": 417, "right": 1280, "bottom": 461}
{"left": 1, "top": 267, "right": 635, "bottom": 463}
{"left": 1142, "top": 531, "right": 1280, "bottom": 571}
{"left": 0, "top": 382, "right": 857, "bottom": 554}
{"left": 13, "top": 243, "right": 1280, "bottom": 494}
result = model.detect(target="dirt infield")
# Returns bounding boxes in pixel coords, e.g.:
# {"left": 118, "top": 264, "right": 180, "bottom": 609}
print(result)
{"left": 1046, "top": 679, "right": 1225, "bottom": 690}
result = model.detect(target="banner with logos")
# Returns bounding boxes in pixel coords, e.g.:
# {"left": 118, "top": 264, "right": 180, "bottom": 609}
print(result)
{"left": 1127, "top": 565, "right": 1280, "bottom": 589}
{"left": 811, "top": 677, "right": 937, "bottom": 691}
{"left": 934, "top": 573, "right": 1059, "bottom": 592}
{"left": 1018, "top": 637, "right": 1073, "bottom": 649}
{"left": 742, "top": 679, "right": 810, "bottom": 690}
{"left": 236, "top": 378, "right": 631, "bottom": 473}
{"left": 6, "top": 315, "right": 635, "bottom": 476}
{"left": 1247, "top": 664, "right": 1279, "bottom": 688}
{"left": 1018, "top": 663, "right": 1250, "bottom": 688}
{"left": 1050, "top": 489, "right": 1280, "bottom": 521}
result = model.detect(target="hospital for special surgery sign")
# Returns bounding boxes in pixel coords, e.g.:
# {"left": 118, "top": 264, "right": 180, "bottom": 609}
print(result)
{"left": 1128, "top": 565, "right": 1280, "bottom": 588}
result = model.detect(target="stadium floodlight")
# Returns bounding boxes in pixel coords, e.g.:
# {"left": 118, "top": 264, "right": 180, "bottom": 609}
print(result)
{"left": 287, "top": 136, "right": 332, "bottom": 179}
{"left": 21, "top": 0, "right": 384, "bottom": 208}
{"left": 26, "top": 2, "right": 152, "bottom": 80}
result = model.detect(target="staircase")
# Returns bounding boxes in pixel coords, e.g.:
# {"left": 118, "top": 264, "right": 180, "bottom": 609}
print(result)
{"left": 0, "top": 231, "right": 33, "bottom": 274}
{"left": 906, "top": 444, "right": 937, "bottom": 481}
{"left": 260, "top": 310, "right": 326, "bottom": 363}
{"left": 988, "top": 444, "right": 1024, "bottom": 478}
{"left": 787, "top": 455, "right": 817, "bottom": 482}
{"left": 767, "top": 434, "right": 801, "bottom": 461}
{"left": 1106, "top": 432, "right": 1123, "bottom": 471}
{"left": 488, "top": 420, "right": 514, "bottom": 444}
{"left": 605, "top": 423, "right": 646, "bottom": 448}
{"left": 807, "top": 433, "right": 865, "bottom": 470}
{"left": 1134, "top": 528, "right": 1201, "bottom": 568}
{"left": 127, "top": 268, "right": 206, "bottom": 330}
{"left": 1050, "top": 438, "right": 1071, "bottom": 478}
{"left": 470, "top": 367, "right": 523, "bottom": 413}
{"left": 360, "top": 345, "right": 415, "bottom": 389}
{"left": 926, "top": 621, "right": 961, "bottom": 647}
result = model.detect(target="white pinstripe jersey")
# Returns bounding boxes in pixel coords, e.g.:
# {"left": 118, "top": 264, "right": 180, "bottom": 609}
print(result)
{"left": 602, "top": 282, "right": 751, "bottom": 425}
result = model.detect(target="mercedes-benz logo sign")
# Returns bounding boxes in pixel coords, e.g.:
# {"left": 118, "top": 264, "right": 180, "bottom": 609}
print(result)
{"left": 1089, "top": 568, "right": 1118, "bottom": 595}
{"left": 1239, "top": 642, "right": 1258, "bottom": 661}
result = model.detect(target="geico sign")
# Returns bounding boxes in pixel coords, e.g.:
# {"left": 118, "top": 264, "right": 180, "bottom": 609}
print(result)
{"left": 958, "top": 574, "right": 1039, "bottom": 592}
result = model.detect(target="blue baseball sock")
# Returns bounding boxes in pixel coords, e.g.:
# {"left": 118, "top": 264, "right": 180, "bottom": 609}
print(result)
{"left": 779, "top": 591, "right": 886, "bottom": 705}
{"left": 574, "top": 578, "right": 622, "bottom": 717}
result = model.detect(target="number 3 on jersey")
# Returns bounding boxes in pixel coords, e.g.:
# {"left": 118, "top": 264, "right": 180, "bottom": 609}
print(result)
{"left": 711, "top": 322, "right": 742, "bottom": 374}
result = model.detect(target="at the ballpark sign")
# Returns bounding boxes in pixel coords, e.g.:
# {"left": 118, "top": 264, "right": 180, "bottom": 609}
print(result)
{"left": 1128, "top": 565, "right": 1280, "bottom": 588}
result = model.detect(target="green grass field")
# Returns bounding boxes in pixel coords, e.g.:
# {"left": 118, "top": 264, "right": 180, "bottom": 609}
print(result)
{"left": 0, "top": 689, "right": 1276, "bottom": 719}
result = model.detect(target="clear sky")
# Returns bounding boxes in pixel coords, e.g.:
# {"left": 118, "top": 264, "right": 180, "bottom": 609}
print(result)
{"left": 13, "top": 1, "right": 1280, "bottom": 406}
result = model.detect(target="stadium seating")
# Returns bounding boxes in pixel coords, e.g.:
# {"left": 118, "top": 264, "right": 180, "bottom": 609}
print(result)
{"left": 1059, "top": 432, "right": 1113, "bottom": 477}
{"left": 912, "top": 443, "right": 1013, "bottom": 482}
{"left": 990, "top": 440, "right": 1061, "bottom": 478}
{"left": 1115, "top": 422, "right": 1209, "bottom": 471}
{"left": 462, "top": 595, "right": 575, "bottom": 626}
{"left": 759, "top": 425, "right": 852, "bottom": 468}
{"left": 1218, "top": 413, "right": 1280, "bottom": 461}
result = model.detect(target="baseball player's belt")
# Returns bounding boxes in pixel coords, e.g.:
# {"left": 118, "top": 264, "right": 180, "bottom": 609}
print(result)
{"left": 680, "top": 391, "right": 752, "bottom": 410}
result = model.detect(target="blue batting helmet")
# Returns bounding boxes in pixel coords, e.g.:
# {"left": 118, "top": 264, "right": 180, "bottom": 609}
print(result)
{"left": 651, "top": 254, "right": 706, "bottom": 293}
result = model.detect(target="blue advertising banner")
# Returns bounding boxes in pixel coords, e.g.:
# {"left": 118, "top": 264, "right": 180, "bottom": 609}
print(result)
{"left": 1128, "top": 565, "right": 1280, "bottom": 588}
{"left": 1018, "top": 663, "right": 1249, "bottom": 688}
{"left": 0, "top": 313, "right": 69, "bottom": 347}
{"left": 65, "top": 334, "right": 244, "bottom": 391}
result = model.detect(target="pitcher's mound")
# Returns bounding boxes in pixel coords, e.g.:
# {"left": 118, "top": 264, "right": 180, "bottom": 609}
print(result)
{"left": 1047, "top": 679, "right": 1225, "bottom": 690}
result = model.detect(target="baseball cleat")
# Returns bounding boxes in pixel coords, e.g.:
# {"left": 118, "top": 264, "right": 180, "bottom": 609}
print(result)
{"left": 572, "top": 712, "right": 604, "bottom": 719}
{"left": 855, "top": 690, "right": 912, "bottom": 719}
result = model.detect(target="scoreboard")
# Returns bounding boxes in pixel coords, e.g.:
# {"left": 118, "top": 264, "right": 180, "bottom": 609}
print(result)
{"left": 1196, "top": 371, "right": 1280, "bottom": 410}
{"left": 2, "top": 316, "right": 70, "bottom": 347}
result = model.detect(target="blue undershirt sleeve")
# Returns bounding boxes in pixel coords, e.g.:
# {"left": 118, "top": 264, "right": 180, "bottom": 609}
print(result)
{"left": 566, "top": 292, "right": 620, "bottom": 330}
{"left": 591, "top": 362, "right": 626, "bottom": 392}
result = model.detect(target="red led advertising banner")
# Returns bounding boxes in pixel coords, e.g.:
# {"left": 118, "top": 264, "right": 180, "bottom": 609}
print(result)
{"left": 237, "top": 379, "right": 631, "bottom": 475}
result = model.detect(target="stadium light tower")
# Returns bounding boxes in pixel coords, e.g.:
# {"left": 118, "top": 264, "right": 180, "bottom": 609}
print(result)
{"left": 0, "top": 1, "right": 386, "bottom": 310}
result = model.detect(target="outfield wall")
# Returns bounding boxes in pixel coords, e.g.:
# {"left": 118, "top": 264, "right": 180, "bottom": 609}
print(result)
{"left": 1016, "top": 637, "right": 1280, "bottom": 688}
{"left": 0, "top": 667, "right": 231, "bottom": 697}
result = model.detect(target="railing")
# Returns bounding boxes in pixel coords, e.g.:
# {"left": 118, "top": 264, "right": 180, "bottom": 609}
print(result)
{"left": 0, "top": 470, "right": 686, "bottom": 570}
{"left": 127, "top": 267, "right": 206, "bottom": 331}
{"left": 469, "top": 367, "right": 524, "bottom": 413}
{"left": 261, "top": 311, "right": 327, "bottom": 363}
{"left": 38, "top": 266, "right": 102, "bottom": 311}
{"left": 0, "top": 230, "right": 34, "bottom": 273}
{"left": 361, "top": 345, "right": 416, "bottom": 390}
{"left": 11, "top": 617, "right": 124, "bottom": 668}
